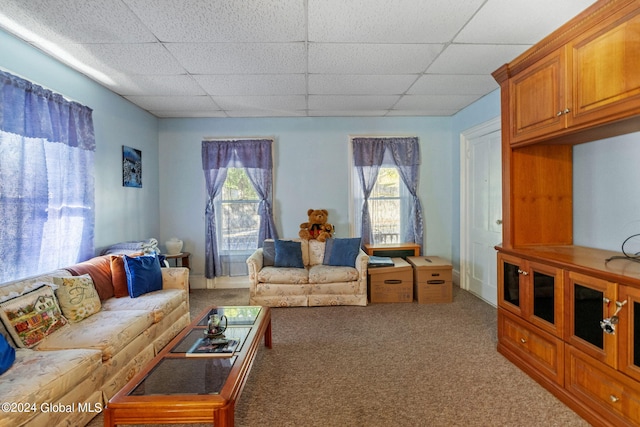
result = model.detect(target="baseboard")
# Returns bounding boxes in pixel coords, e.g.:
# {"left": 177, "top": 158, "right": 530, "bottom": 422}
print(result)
{"left": 189, "top": 274, "right": 250, "bottom": 290}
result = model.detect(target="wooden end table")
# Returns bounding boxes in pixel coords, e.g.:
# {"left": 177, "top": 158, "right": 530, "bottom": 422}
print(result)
{"left": 103, "top": 305, "right": 272, "bottom": 427}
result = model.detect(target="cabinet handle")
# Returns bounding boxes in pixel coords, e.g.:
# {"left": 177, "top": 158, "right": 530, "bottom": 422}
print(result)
{"left": 556, "top": 111, "right": 563, "bottom": 116}
{"left": 384, "top": 279, "right": 402, "bottom": 284}
{"left": 520, "top": 338, "right": 527, "bottom": 344}
{"left": 563, "top": 108, "right": 571, "bottom": 114}
{"left": 517, "top": 269, "right": 529, "bottom": 276}
{"left": 609, "top": 395, "right": 620, "bottom": 403}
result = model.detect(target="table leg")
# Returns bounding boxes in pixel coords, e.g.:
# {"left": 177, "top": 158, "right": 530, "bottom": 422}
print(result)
{"left": 264, "top": 319, "right": 272, "bottom": 349}
{"left": 103, "top": 408, "right": 114, "bottom": 427}
{"left": 214, "top": 402, "right": 235, "bottom": 427}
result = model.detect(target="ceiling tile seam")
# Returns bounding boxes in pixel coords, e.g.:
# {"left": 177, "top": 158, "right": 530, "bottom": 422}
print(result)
{"left": 119, "top": 0, "right": 229, "bottom": 117}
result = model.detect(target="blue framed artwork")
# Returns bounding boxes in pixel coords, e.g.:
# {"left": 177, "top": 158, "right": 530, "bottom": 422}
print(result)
{"left": 122, "top": 145, "right": 142, "bottom": 188}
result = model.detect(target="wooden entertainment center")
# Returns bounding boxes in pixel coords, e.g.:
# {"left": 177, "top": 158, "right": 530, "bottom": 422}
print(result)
{"left": 492, "top": 1, "right": 640, "bottom": 425}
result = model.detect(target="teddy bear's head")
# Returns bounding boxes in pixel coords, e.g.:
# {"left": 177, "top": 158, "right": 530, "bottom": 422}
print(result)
{"left": 307, "top": 208, "right": 328, "bottom": 225}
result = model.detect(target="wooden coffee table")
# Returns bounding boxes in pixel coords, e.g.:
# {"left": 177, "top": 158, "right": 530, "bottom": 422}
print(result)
{"left": 103, "top": 305, "right": 272, "bottom": 427}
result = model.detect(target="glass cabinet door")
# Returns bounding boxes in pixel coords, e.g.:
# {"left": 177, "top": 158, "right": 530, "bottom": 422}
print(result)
{"left": 566, "top": 271, "right": 617, "bottom": 367}
{"left": 618, "top": 285, "right": 640, "bottom": 382}
{"left": 527, "top": 262, "right": 563, "bottom": 337}
{"left": 498, "top": 253, "right": 524, "bottom": 316}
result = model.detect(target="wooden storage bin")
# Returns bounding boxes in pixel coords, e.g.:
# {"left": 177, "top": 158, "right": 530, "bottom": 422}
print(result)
{"left": 367, "top": 258, "right": 413, "bottom": 303}
{"left": 407, "top": 256, "right": 453, "bottom": 304}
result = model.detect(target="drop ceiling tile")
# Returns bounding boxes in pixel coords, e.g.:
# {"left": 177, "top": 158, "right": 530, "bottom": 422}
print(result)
{"left": 309, "top": 75, "right": 417, "bottom": 95}
{"left": 309, "top": 44, "right": 443, "bottom": 74}
{"left": 113, "top": 75, "right": 206, "bottom": 96}
{"left": 308, "top": 110, "right": 389, "bottom": 117}
{"left": 427, "top": 44, "right": 531, "bottom": 74}
{"left": 124, "top": 95, "right": 220, "bottom": 111}
{"left": 226, "top": 109, "right": 306, "bottom": 118}
{"left": 150, "top": 110, "right": 228, "bottom": 118}
{"left": 123, "top": 0, "right": 305, "bottom": 42}
{"left": 387, "top": 109, "right": 457, "bottom": 116}
{"left": 0, "top": 0, "right": 156, "bottom": 44}
{"left": 60, "top": 43, "right": 186, "bottom": 75}
{"left": 212, "top": 95, "right": 306, "bottom": 111}
{"left": 166, "top": 43, "right": 306, "bottom": 74}
{"left": 394, "top": 94, "right": 481, "bottom": 111}
{"left": 408, "top": 75, "right": 498, "bottom": 95}
{"left": 455, "top": 0, "right": 596, "bottom": 44}
{"left": 194, "top": 74, "right": 306, "bottom": 96}
{"left": 308, "top": 0, "right": 484, "bottom": 43}
{"left": 309, "top": 95, "right": 400, "bottom": 111}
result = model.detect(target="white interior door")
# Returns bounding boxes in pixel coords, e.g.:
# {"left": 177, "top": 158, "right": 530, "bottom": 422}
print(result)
{"left": 460, "top": 118, "right": 502, "bottom": 306}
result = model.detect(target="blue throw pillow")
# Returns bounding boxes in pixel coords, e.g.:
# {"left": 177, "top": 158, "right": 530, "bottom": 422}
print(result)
{"left": 124, "top": 254, "right": 163, "bottom": 298}
{"left": 323, "top": 238, "right": 335, "bottom": 265}
{"left": 327, "top": 238, "right": 362, "bottom": 267}
{"left": 263, "top": 240, "right": 275, "bottom": 266}
{"left": 0, "top": 334, "right": 15, "bottom": 375}
{"left": 274, "top": 240, "right": 304, "bottom": 268}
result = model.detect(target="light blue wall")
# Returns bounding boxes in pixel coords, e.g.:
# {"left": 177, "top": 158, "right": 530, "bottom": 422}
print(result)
{"left": 573, "top": 131, "right": 640, "bottom": 251}
{"left": 158, "top": 117, "right": 453, "bottom": 279}
{"left": 0, "top": 30, "right": 160, "bottom": 254}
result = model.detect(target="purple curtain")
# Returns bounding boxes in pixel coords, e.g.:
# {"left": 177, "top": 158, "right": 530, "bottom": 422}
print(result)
{"left": 352, "top": 137, "right": 423, "bottom": 249}
{"left": 202, "top": 139, "right": 277, "bottom": 278}
{"left": 0, "top": 70, "right": 95, "bottom": 282}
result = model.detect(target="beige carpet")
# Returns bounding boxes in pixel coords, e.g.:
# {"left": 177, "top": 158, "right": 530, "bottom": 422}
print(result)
{"left": 88, "top": 287, "right": 589, "bottom": 427}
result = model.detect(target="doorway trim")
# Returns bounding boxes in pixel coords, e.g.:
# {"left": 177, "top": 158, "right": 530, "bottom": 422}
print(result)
{"left": 459, "top": 116, "right": 501, "bottom": 303}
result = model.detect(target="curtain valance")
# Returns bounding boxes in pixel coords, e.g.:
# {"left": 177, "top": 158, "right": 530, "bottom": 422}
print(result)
{"left": 202, "top": 139, "right": 272, "bottom": 170}
{"left": 0, "top": 70, "right": 95, "bottom": 151}
{"left": 352, "top": 137, "right": 420, "bottom": 167}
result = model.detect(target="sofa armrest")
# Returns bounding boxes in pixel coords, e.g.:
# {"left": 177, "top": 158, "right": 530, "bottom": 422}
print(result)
{"left": 355, "top": 250, "right": 370, "bottom": 294}
{"left": 161, "top": 267, "right": 189, "bottom": 292}
{"left": 246, "top": 248, "right": 264, "bottom": 294}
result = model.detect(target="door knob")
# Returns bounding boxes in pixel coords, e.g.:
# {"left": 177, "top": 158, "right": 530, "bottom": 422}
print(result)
{"left": 496, "top": 219, "right": 503, "bottom": 225}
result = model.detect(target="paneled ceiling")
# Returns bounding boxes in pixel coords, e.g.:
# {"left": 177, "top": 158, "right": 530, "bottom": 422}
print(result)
{"left": 0, "top": 0, "right": 595, "bottom": 118}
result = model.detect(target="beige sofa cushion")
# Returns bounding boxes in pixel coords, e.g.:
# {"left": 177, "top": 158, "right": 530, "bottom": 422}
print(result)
{"left": 258, "top": 266, "right": 309, "bottom": 284}
{"left": 0, "top": 348, "right": 102, "bottom": 427}
{"left": 101, "top": 289, "right": 184, "bottom": 323}
{"left": 308, "top": 265, "right": 359, "bottom": 284}
{"left": 36, "top": 309, "right": 153, "bottom": 361}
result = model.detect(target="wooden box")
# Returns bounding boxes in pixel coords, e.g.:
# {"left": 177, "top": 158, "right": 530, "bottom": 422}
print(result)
{"left": 367, "top": 258, "right": 413, "bottom": 303}
{"left": 407, "top": 256, "right": 453, "bottom": 304}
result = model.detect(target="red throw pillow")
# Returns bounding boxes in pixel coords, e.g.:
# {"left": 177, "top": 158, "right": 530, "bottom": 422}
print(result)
{"left": 65, "top": 255, "right": 114, "bottom": 301}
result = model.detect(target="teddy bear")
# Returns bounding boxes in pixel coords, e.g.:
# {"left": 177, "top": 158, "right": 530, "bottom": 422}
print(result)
{"left": 299, "top": 209, "right": 334, "bottom": 242}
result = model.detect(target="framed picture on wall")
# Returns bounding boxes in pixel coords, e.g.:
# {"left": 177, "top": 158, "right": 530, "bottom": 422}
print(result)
{"left": 122, "top": 145, "right": 142, "bottom": 188}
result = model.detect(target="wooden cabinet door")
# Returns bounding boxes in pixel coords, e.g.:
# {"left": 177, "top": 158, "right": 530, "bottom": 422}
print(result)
{"left": 569, "top": 7, "right": 640, "bottom": 128}
{"left": 618, "top": 285, "right": 640, "bottom": 383}
{"left": 510, "top": 47, "right": 568, "bottom": 144}
{"left": 565, "top": 271, "right": 618, "bottom": 368}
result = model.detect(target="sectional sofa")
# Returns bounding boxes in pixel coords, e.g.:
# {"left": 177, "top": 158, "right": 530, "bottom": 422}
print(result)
{"left": 247, "top": 238, "right": 369, "bottom": 307}
{"left": 0, "top": 254, "right": 190, "bottom": 427}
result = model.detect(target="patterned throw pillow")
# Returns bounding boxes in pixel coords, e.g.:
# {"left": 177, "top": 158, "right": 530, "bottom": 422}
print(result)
{"left": 0, "top": 285, "right": 68, "bottom": 348}
{"left": 53, "top": 275, "right": 102, "bottom": 322}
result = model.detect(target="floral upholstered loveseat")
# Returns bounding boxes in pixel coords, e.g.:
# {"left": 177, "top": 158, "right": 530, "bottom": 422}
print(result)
{"left": 0, "top": 254, "right": 190, "bottom": 427}
{"left": 246, "top": 238, "right": 369, "bottom": 307}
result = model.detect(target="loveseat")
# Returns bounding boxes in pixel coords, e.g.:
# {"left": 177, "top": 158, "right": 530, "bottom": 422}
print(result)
{"left": 0, "top": 254, "right": 190, "bottom": 427}
{"left": 246, "top": 238, "right": 369, "bottom": 307}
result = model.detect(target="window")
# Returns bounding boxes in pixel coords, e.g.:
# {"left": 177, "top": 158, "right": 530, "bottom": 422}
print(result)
{"left": 202, "top": 139, "right": 278, "bottom": 278}
{"left": 355, "top": 167, "right": 408, "bottom": 245}
{"left": 0, "top": 71, "right": 95, "bottom": 283}
{"left": 351, "top": 136, "right": 423, "bottom": 248}
{"left": 217, "top": 168, "right": 260, "bottom": 276}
